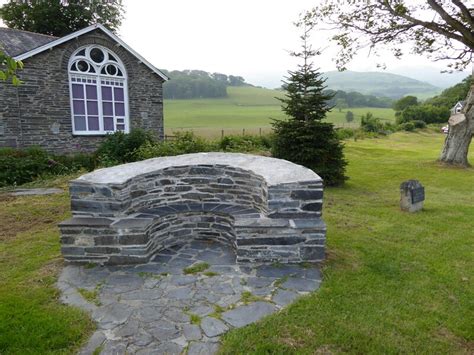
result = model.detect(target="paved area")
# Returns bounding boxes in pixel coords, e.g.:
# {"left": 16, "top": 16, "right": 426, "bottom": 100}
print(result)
{"left": 58, "top": 240, "right": 322, "bottom": 354}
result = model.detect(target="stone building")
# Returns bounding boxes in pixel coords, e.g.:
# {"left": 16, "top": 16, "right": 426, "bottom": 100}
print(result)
{"left": 0, "top": 24, "right": 168, "bottom": 153}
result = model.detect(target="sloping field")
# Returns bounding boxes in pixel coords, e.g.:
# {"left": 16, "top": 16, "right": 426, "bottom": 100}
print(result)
{"left": 164, "top": 87, "right": 396, "bottom": 137}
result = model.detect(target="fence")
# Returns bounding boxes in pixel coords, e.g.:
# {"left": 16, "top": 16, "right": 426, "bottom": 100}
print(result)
{"left": 164, "top": 122, "right": 362, "bottom": 140}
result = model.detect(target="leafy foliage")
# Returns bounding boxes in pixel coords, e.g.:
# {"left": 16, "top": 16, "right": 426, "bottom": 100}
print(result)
{"left": 305, "top": 1, "right": 474, "bottom": 71}
{"left": 0, "top": 0, "right": 124, "bottom": 36}
{"left": 425, "top": 76, "right": 473, "bottom": 108}
{"left": 393, "top": 96, "right": 418, "bottom": 111}
{"left": 135, "top": 132, "right": 213, "bottom": 160}
{"left": 326, "top": 89, "right": 394, "bottom": 108}
{"left": 96, "top": 128, "right": 155, "bottom": 166}
{"left": 0, "top": 147, "right": 95, "bottom": 187}
{"left": 0, "top": 50, "right": 23, "bottom": 85}
{"left": 162, "top": 69, "right": 249, "bottom": 99}
{"left": 396, "top": 105, "right": 450, "bottom": 124}
{"left": 217, "top": 135, "right": 273, "bottom": 152}
{"left": 272, "top": 20, "right": 347, "bottom": 186}
{"left": 360, "top": 112, "right": 383, "bottom": 133}
{"left": 345, "top": 111, "right": 354, "bottom": 123}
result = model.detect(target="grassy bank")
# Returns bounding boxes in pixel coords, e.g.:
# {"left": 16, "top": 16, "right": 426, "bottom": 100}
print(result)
{"left": 164, "top": 87, "right": 396, "bottom": 138}
{"left": 220, "top": 131, "right": 474, "bottom": 354}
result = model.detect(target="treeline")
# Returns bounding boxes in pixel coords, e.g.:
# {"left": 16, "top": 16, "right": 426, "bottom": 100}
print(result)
{"left": 325, "top": 89, "right": 394, "bottom": 108}
{"left": 392, "top": 76, "right": 472, "bottom": 125}
{"left": 162, "top": 70, "right": 248, "bottom": 99}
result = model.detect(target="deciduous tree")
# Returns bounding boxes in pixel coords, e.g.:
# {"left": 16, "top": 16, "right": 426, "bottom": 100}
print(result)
{"left": 305, "top": 0, "right": 474, "bottom": 166}
{"left": 0, "top": 0, "right": 124, "bottom": 36}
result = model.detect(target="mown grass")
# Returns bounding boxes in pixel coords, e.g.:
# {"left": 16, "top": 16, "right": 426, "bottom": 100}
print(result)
{"left": 164, "top": 86, "right": 395, "bottom": 137}
{"left": 0, "top": 174, "right": 94, "bottom": 354}
{"left": 220, "top": 131, "right": 474, "bottom": 354}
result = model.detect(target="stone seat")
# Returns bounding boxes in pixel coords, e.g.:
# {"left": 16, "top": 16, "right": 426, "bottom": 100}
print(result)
{"left": 59, "top": 153, "right": 327, "bottom": 265}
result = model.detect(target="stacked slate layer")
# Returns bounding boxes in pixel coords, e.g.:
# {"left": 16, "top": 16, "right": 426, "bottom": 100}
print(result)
{"left": 59, "top": 153, "right": 326, "bottom": 264}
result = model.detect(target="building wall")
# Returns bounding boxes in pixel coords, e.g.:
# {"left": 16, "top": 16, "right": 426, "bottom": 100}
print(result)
{"left": 0, "top": 29, "right": 165, "bottom": 154}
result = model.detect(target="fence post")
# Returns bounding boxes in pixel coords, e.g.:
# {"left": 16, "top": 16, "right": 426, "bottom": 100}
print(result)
{"left": 243, "top": 128, "right": 245, "bottom": 136}
{"left": 259, "top": 128, "right": 262, "bottom": 136}
{"left": 221, "top": 129, "right": 224, "bottom": 139}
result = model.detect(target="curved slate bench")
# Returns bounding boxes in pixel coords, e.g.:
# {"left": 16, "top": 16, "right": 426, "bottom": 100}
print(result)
{"left": 59, "top": 153, "right": 326, "bottom": 265}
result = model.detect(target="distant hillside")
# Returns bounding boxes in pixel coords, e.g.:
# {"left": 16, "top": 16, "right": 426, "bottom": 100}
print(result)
{"left": 324, "top": 71, "right": 441, "bottom": 99}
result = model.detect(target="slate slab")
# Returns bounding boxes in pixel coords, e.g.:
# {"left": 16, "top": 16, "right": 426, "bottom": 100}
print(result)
{"left": 221, "top": 302, "right": 276, "bottom": 327}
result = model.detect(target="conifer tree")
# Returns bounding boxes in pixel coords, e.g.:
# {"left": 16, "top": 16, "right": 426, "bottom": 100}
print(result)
{"left": 272, "top": 19, "right": 347, "bottom": 186}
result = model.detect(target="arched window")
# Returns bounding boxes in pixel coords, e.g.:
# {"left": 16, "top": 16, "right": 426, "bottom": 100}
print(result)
{"left": 69, "top": 45, "right": 129, "bottom": 134}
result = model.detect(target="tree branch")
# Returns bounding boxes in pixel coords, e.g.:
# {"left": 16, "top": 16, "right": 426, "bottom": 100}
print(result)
{"left": 380, "top": 0, "right": 469, "bottom": 47}
{"left": 451, "top": 0, "right": 474, "bottom": 28}
{"left": 426, "top": 0, "right": 474, "bottom": 44}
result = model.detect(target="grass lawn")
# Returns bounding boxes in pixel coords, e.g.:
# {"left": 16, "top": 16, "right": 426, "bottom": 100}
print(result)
{"left": 220, "top": 131, "right": 474, "bottom": 354}
{"left": 0, "top": 131, "right": 472, "bottom": 354}
{"left": 0, "top": 177, "right": 94, "bottom": 354}
{"left": 164, "top": 87, "right": 396, "bottom": 138}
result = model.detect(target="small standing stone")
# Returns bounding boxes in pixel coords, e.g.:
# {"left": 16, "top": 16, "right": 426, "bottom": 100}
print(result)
{"left": 400, "top": 180, "right": 425, "bottom": 212}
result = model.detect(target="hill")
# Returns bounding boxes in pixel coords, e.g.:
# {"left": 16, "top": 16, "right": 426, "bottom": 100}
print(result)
{"left": 324, "top": 71, "right": 441, "bottom": 99}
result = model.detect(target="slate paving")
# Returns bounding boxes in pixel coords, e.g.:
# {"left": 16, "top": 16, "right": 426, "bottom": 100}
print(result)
{"left": 57, "top": 240, "right": 322, "bottom": 354}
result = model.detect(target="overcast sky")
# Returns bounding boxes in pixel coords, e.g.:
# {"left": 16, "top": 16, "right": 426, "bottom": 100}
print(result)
{"left": 1, "top": 0, "right": 469, "bottom": 87}
{"left": 119, "top": 0, "right": 468, "bottom": 88}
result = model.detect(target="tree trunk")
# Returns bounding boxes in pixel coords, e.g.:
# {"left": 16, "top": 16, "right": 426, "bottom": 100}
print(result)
{"left": 439, "top": 85, "right": 474, "bottom": 167}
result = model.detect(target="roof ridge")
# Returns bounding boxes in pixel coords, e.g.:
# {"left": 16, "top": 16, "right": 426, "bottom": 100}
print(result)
{"left": 0, "top": 26, "right": 59, "bottom": 39}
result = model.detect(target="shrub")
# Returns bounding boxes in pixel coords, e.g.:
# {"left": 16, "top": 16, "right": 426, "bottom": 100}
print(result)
{"left": 217, "top": 134, "right": 273, "bottom": 152}
{"left": 272, "top": 120, "right": 347, "bottom": 186}
{"left": 96, "top": 128, "right": 155, "bottom": 166}
{"left": 412, "top": 120, "right": 427, "bottom": 129}
{"left": 360, "top": 112, "right": 383, "bottom": 133}
{"left": 400, "top": 122, "right": 416, "bottom": 131}
{"left": 0, "top": 147, "right": 96, "bottom": 187}
{"left": 335, "top": 128, "right": 356, "bottom": 140}
{"left": 136, "top": 131, "right": 213, "bottom": 160}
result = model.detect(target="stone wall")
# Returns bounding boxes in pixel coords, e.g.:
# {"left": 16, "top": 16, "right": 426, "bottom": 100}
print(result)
{"left": 59, "top": 153, "right": 327, "bottom": 265}
{"left": 0, "top": 29, "right": 164, "bottom": 153}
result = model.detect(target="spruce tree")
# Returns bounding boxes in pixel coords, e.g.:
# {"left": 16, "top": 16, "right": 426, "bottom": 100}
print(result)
{"left": 272, "top": 20, "right": 347, "bottom": 186}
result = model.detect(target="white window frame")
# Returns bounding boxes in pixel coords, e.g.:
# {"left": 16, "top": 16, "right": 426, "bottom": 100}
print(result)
{"left": 68, "top": 45, "right": 130, "bottom": 135}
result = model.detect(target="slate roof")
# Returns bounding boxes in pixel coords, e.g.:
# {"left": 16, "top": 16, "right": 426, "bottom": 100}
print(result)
{"left": 0, "top": 27, "right": 58, "bottom": 57}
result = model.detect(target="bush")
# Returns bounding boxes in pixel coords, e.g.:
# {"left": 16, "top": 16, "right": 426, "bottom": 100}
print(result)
{"left": 272, "top": 120, "right": 347, "bottom": 186}
{"left": 136, "top": 131, "right": 214, "bottom": 160}
{"left": 335, "top": 128, "right": 355, "bottom": 140}
{"left": 360, "top": 112, "right": 384, "bottom": 133}
{"left": 0, "top": 147, "right": 96, "bottom": 187}
{"left": 412, "top": 120, "right": 427, "bottom": 129}
{"left": 217, "top": 134, "right": 273, "bottom": 152}
{"left": 96, "top": 128, "right": 156, "bottom": 166}
{"left": 400, "top": 122, "right": 416, "bottom": 131}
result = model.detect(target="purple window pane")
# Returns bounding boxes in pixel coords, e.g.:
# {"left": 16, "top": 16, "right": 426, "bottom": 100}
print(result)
{"left": 115, "top": 103, "right": 125, "bottom": 116}
{"left": 104, "top": 117, "right": 114, "bottom": 131}
{"left": 101, "top": 86, "right": 112, "bottom": 100}
{"left": 117, "top": 124, "right": 125, "bottom": 131}
{"left": 87, "top": 101, "right": 98, "bottom": 115}
{"left": 71, "top": 84, "right": 84, "bottom": 99}
{"left": 73, "top": 100, "right": 85, "bottom": 115}
{"left": 114, "top": 87, "right": 124, "bottom": 101}
{"left": 86, "top": 85, "right": 97, "bottom": 99}
{"left": 74, "top": 116, "right": 86, "bottom": 131}
{"left": 88, "top": 116, "right": 100, "bottom": 131}
{"left": 103, "top": 102, "right": 113, "bottom": 116}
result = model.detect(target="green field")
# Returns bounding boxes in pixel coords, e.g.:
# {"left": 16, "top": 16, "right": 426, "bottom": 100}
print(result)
{"left": 164, "top": 87, "right": 396, "bottom": 137}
